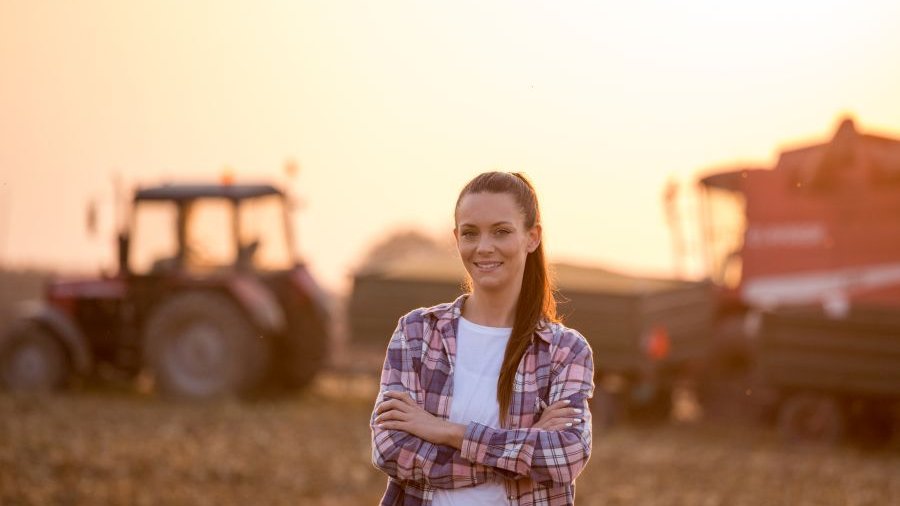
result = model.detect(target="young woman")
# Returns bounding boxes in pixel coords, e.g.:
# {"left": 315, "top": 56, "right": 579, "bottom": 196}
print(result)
{"left": 371, "top": 172, "right": 594, "bottom": 506}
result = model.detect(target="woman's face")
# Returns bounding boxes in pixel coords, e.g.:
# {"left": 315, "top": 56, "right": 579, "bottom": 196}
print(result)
{"left": 454, "top": 192, "right": 541, "bottom": 294}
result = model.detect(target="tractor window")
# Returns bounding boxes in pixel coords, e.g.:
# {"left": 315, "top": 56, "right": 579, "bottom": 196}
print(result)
{"left": 699, "top": 185, "right": 746, "bottom": 289}
{"left": 238, "top": 195, "right": 294, "bottom": 271}
{"left": 183, "top": 200, "right": 236, "bottom": 272}
{"left": 130, "top": 201, "right": 179, "bottom": 275}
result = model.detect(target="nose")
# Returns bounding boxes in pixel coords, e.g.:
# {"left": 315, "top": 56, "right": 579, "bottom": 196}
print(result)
{"left": 475, "top": 234, "right": 495, "bottom": 255}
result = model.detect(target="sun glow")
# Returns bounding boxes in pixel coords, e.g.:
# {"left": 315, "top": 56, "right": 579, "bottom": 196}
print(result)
{"left": 1, "top": 1, "right": 899, "bottom": 292}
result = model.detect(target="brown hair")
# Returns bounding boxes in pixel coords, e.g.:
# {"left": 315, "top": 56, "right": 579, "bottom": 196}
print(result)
{"left": 455, "top": 172, "right": 558, "bottom": 426}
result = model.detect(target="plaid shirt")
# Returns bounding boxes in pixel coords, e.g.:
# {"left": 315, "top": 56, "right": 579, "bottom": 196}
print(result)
{"left": 371, "top": 294, "right": 594, "bottom": 506}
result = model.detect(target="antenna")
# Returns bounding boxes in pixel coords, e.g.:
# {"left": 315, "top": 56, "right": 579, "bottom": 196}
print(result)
{"left": 0, "top": 182, "right": 9, "bottom": 266}
{"left": 663, "top": 176, "right": 685, "bottom": 279}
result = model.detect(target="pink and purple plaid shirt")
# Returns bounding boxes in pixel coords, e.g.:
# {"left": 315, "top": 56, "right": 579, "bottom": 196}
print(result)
{"left": 371, "top": 295, "right": 594, "bottom": 506}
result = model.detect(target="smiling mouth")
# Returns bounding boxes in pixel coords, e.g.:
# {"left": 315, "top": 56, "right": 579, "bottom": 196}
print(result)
{"left": 473, "top": 261, "right": 503, "bottom": 270}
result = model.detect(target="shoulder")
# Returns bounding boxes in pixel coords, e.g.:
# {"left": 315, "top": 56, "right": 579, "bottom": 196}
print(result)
{"left": 544, "top": 321, "right": 593, "bottom": 359}
{"left": 395, "top": 299, "right": 457, "bottom": 338}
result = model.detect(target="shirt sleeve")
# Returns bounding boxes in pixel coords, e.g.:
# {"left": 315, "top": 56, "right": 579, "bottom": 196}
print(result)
{"left": 458, "top": 337, "right": 594, "bottom": 487}
{"left": 370, "top": 315, "right": 497, "bottom": 489}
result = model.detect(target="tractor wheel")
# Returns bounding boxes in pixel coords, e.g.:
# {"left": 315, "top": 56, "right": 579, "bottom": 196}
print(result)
{"left": 143, "top": 292, "right": 270, "bottom": 399}
{"left": 0, "top": 322, "right": 70, "bottom": 393}
{"left": 279, "top": 302, "right": 329, "bottom": 390}
{"left": 777, "top": 393, "right": 845, "bottom": 445}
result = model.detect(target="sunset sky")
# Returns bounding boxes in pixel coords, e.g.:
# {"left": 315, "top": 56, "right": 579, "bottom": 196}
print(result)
{"left": 2, "top": 1, "right": 899, "bottom": 293}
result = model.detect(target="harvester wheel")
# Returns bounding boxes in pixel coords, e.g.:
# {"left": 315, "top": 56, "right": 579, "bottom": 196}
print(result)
{"left": 0, "top": 322, "right": 70, "bottom": 392}
{"left": 143, "top": 292, "right": 269, "bottom": 399}
{"left": 777, "top": 393, "right": 845, "bottom": 445}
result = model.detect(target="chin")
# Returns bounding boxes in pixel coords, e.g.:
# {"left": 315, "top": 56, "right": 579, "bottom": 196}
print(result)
{"left": 468, "top": 274, "right": 510, "bottom": 292}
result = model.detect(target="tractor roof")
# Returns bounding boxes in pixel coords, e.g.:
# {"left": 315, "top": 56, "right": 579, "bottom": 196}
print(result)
{"left": 134, "top": 183, "right": 283, "bottom": 202}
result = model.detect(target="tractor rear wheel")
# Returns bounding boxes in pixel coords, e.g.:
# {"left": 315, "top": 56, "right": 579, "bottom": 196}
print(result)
{"left": 0, "top": 322, "right": 69, "bottom": 393}
{"left": 279, "top": 302, "right": 329, "bottom": 390}
{"left": 143, "top": 292, "right": 269, "bottom": 399}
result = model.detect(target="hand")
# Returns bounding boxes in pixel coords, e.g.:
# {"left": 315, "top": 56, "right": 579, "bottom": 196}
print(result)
{"left": 374, "top": 391, "right": 465, "bottom": 448}
{"left": 532, "top": 399, "right": 584, "bottom": 431}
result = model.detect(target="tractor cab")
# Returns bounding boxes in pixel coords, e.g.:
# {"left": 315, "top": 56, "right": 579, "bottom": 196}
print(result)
{"left": 121, "top": 183, "right": 295, "bottom": 277}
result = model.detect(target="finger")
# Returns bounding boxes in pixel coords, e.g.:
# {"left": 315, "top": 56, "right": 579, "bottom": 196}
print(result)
{"left": 375, "top": 399, "right": 396, "bottom": 415}
{"left": 546, "top": 399, "right": 572, "bottom": 410}
{"left": 543, "top": 419, "right": 582, "bottom": 431}
{"left": 375, "top": 399, "right": 411, "bottom": 415}
{"left": 377, "top": 420, "right": 408, "bottom": 432}
{"left": 538, "top": 405, "right": 572, "bottom": 422}
{"left": 537, "top": 411, "right": 565, "bottom": 424}
{"left": 375, "top": 409, "right": 408, "bottom": 425}
{"left": 384, "top": 390, "right": 416, "bottom": 405}
{"left": 539, "top": 401, "right": 573, "bottom": 419}
{"left": 535, "top": 415, "right": 585, "bottom": 430}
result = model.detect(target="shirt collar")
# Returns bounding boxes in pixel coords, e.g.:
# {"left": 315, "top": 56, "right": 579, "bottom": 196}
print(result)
{"left": 424, "top": 293, "right": 554, "bottom": 344}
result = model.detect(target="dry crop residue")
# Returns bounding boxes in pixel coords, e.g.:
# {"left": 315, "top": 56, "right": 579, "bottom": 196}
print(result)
{"left": 1, "top": 376, "right": 898, "bottom": 506}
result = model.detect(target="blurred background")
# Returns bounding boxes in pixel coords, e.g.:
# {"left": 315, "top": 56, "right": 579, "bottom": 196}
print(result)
{"left": 2, "top": 1, "right": 899, "bottom": 505}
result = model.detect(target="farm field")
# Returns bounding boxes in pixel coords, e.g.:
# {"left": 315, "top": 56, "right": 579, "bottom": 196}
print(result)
{"left": 1, "top": 372, "right": 898, "bottom": 506}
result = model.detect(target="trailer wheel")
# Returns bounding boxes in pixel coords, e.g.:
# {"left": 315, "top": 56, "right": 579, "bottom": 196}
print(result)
{"left": 777, "top": 393, "right": 845, "bottom": 445}
{"left": 143, "top": 292, "right": 270, "bottom": 399}
{"left": 0, "top": 322, "right": 70, "bottom": 393}
{"left": 848, "top": 400, "right": 895, "bottom": 448}
{"left": 591, "top": 387, "right": 624, "bottom": 430}
{"left": 627, "top": 384, "right": 673, "bottom": 424}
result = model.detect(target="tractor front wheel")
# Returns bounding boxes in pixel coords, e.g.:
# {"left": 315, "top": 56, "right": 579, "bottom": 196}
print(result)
{"left": 0, "top": 322, "right": 70, "bottom": 393}
{"left": 143, "top": 292, "right": 269, "bottom": 399}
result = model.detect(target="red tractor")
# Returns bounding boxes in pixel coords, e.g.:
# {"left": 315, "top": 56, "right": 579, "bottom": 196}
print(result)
{"left": 0, "top": 182, "right": 330, "bottom": 398}
{"left": 697, "top": 118, "right": 900, "bottom": 442}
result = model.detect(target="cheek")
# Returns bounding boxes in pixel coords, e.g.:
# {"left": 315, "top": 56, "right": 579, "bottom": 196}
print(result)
{"left": 456, "top": 239, "right": 475, "bottom": 257}
{"left": 499, "top": 236, "right": 529, "bottom": 257}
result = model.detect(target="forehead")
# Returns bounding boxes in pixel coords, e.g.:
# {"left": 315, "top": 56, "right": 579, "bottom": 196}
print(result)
{"left": 455, "top": 192, "right": 524, "bottom": 226}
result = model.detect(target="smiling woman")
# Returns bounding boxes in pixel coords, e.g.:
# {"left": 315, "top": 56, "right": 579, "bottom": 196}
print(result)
{"left": 370, "top": 172, "right": 595, "bottom": 506}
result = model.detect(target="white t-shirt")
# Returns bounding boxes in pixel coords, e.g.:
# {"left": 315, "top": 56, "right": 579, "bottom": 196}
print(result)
{"left": 432, "top": 317, "right": 511, "bottom": 506}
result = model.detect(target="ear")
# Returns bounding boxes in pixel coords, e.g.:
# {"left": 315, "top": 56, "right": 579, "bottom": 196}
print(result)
{"left": 451, "top": 227, "right": 460, "bottom": 247}
{"left": 527, "top": 224, "right": 542, "bottom": 253}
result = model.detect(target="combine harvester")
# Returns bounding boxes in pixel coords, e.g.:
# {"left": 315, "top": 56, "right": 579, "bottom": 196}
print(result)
{"left": 697, "top": 118, "right": 900, "bottom": 444}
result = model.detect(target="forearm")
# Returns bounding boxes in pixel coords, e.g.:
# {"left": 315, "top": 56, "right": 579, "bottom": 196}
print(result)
{"left": 436, "top": 421, "right": 467, "bottom": 450}
{"left": 460, "top": 422, "right": 591, "bottom": 485}
{"left": 372, "top": 426, "right": 495, "bottom": 488}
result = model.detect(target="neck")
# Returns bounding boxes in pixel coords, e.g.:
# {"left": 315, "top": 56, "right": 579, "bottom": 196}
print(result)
{"left": 462, "top": 285, "right": 521, "bottom": 328}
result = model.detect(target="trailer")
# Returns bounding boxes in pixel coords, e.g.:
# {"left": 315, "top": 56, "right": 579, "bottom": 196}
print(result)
{"left": 349, "top": 252, "right": 713, "bottom": 425}
{"left": 757, "top": 307, "right": 900, "bottom": 444}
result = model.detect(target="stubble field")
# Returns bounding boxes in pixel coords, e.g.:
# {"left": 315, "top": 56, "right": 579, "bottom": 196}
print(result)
{"left": 2, "top": 371, "right": 898, "bottom": 506}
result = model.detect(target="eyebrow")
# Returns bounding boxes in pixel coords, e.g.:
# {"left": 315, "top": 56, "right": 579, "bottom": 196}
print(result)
{"left": 458, "top": 221, "right": 514, "bottom": 228}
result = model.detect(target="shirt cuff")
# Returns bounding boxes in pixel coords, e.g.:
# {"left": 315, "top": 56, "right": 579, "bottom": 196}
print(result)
{"left": 460, "top": 421, "right": 493, "bottom": 464}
